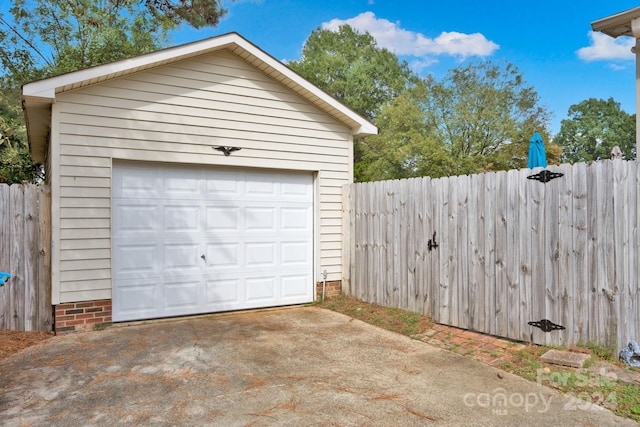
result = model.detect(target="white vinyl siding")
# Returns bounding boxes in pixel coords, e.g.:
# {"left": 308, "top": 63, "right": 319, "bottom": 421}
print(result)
{"left": 51, "top": 49, "right": 352, "bottom": 304}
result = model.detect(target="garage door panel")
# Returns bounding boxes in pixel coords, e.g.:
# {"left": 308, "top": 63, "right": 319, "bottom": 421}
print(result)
{"left": 205, "top": 243, "right": 240, "bottom": 268}
{"left": 206, "top": 278, "right": 242, "bottom": 305}
{"left": 281, "top": 275, "right": 312, "bottom": 299}
{"left": 164, "top": 204, "right": 200, "bottom": 232}
{"left": 281, "top": 207, "right": 312, "bottom": 231}
{"left": 205, "top": 169, "right": 241, "bottom": 195}
{"left": 245, "top": 207, "right": 276, "bottom": 231}
{"left": 163, "top": 279, "right": 201, "bottom": 310}
{"left": 245, "top": 276, "right": 276, "bottom": 302}
{"left": 163, "top": 168, "right": 201, "bottom": 197}
{"left": 280, "top": 174, "right": 314, "bottom": 200}
{"left": 114, "top": 279, "right": 159, "bottom": 318}
{"left": 245, "top": 172, "right": 277, "bottom": 197}
{"left": 163, "top": 243, "right": 201, "bottom": 272}
{"left": 113, "top": 165, "right": 160, "bottom": 198}
{"left": 281, "top": 241, "right": 311, "bottom": 265}
{"left": 206, "top": 206, "right": 241, "bottom": 231}
{"left": 113, "top": 162, "right": 314, "bottom": 322}
{"left": 245, "top": 242, "right": 276, "bottom": 267}
{"left": 114, "top": 244, "right": 159, "bottom": 277}
{"left": 114, "top": 203, "right": 160, "bottom": 235}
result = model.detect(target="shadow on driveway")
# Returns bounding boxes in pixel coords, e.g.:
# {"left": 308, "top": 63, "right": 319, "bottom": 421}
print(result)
{"left": 0, "top": 307, "right": 635, "bottom": 426}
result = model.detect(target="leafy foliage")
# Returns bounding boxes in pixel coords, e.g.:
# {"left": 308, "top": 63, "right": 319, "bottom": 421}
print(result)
{"left": 421, "top": 60, "right": 557, "bottom": 174}
{"left": 357, "top": 59, "right": 557, "bottom": 181}
{"left": 356, "top": 86, "right": 454, "bottom": 181}
{"left": 2, "top": 0, "right": 174, "bottom": 77}
{"left": 289, "top": 25, "right": 417, "bottom": 121}
{"left": 0, "top": 88, "right": 38, "bottom": 183}
{"left": 554, "top": 97, "right": 636, "bottom": 163}
{"left": 145, "top": 0, "right": 229, "bottom": 28}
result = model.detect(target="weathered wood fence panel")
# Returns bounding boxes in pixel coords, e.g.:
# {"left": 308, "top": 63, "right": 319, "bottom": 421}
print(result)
{"left": 0, "top": 184, "right": 52, "bottom": 331}
{"left": 343, "top": 160, "right": 640, "bottom": 350}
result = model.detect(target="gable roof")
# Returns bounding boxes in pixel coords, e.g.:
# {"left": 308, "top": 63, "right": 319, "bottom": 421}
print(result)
{"left": 22, "top": 32, "right": 377, "bottom": 164}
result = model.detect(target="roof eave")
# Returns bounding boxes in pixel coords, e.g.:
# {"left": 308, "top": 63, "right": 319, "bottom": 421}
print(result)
{"left": 591, "top": 6, "right": 640, "bottom": 38}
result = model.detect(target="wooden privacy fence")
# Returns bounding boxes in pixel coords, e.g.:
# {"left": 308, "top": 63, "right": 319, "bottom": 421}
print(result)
{"left": 0, "top": 183, "right": 52, "bottom": 331}
{"left": 343, "top": 160, "right": 640, "bottom": 351}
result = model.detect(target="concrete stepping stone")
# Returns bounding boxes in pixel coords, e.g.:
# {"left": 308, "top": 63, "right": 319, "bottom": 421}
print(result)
{"left": 540, "top": 349, "right": 591, "bottom": 368}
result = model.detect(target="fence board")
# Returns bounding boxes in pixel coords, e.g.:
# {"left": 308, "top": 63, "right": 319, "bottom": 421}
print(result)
{"left": 0, "top": 185, "right": 9, "bottom": 328}
{"left": 545, "top": 168, "right": 560, "bottom": 346}
{"left": 475, "top": 173, "right": 486, "bottom": 333}
{"left": 384, "top": 180, "right": 394, "bottom": 307}
{"left": 598, "top": 162, "right": 616, "bottom": 350}
{"left": 467, "top": 174, "right": 480, "bottom": 331}
{"left": 558, "top": 163, "right": 574, "bottom": 346}
{"left": 632, "top": 162, "right": 640, "bottom": 345}
{"left": 406, "top": 178, "right": 417, "bottom": 313}
{"left": 431, "top": 178, "right": 442, "bottom": 322}
{"left": 506, "top": 169, "right": 520, "bottom": 341}
{"left": 447, "top": 176, "right": 458, "bottom": 324}
{"left": 494, "top": 172, "right": 508, "bottom": 338}
{"left": 456, "top": 175, "right": 469, "bottom": 329}
{"left": 10, "top": 185, "right": 25, "bottom": 330}
{"left": 484, "top": 173, "right": 496, "bottom": 335}
{"left": 613, "top": 160, "right": 628, "bottom": 349}
{"left": 516, "top": 169, "right": 529, "bottom": 342}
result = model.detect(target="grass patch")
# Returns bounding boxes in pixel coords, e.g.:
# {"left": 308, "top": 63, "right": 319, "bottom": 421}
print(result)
{"left": 318, "top": 294, "right": 432, "bottom": 337}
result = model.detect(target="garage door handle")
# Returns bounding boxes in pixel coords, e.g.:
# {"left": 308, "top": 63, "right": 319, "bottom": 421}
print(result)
{"left": 200, "top": 254, "right": 206, "bottom": 261}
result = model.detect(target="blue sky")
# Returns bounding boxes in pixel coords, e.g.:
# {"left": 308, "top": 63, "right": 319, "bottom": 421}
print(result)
{"left": 174, "top": 0, "right": 638, "bottom": 135}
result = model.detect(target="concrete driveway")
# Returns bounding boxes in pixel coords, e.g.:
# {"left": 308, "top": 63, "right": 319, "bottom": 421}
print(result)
{"left": 0, "top": 307, "right": 634, "bottom": 426}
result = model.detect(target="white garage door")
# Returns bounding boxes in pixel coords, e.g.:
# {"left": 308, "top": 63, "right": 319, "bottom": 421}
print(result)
{"left": 112, "top": 162, "right": 314, "bottom": 322}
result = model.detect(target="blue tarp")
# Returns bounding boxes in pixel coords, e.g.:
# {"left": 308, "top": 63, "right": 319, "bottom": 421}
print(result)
{"left": 528, "top": 132, "right": 547, "bottom": 169}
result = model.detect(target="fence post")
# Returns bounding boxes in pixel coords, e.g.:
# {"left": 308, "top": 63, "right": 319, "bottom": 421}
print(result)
{"left": 342, "top": 183, "right": 353, "bottom": 296}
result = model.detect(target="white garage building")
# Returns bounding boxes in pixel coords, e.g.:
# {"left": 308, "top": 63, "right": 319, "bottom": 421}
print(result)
{"left": 22, "top": 33, "right": 376, "bottom": 332}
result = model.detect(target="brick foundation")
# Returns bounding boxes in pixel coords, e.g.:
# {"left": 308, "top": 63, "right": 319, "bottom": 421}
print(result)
{"left": 316, "top": 280, "right": 342, "bottom": 300}
{"left": 54, "top": 299, "right": 112, "bottom": 335}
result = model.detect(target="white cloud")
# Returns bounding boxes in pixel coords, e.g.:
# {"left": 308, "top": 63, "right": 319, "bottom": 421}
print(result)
{"left": 410, "top": 58, "right": 440, "bottom": 73}
{"left": 577, "top": 32, "right": 635, "bottom": 61}
{"left": 609, "top": 63, "right": 627, "bottom": 71}
{"left": 321, "top": 12, "right": 499, "bottom": 62}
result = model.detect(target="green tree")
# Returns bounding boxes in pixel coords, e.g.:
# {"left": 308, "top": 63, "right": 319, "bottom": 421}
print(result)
{"left": 1, "top": 0, "right": 230, "bottom": 78}
{"left": 357, "top": 85, "right": 454, "bottom": 181}
{"left": 288, "top": 25, "right": 416, "bottom": 121}
{"left": 421, "top": 60, "right": 555, "bottom": 174}
{"left": 0, "top": 89, "right": 37, "bottom": 183}
{"left": 554, "top": 97, "right": 636, "bottom": 163}
{"left": 0, "top": 0, "right": 230, "bottom": 183}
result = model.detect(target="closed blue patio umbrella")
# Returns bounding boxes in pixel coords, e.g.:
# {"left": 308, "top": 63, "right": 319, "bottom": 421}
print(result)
{"left": 0, "top": 272, "right": 10, "bottom": 286}
{"left": 528, "top": 132, "right": 547, "bottom": 169}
